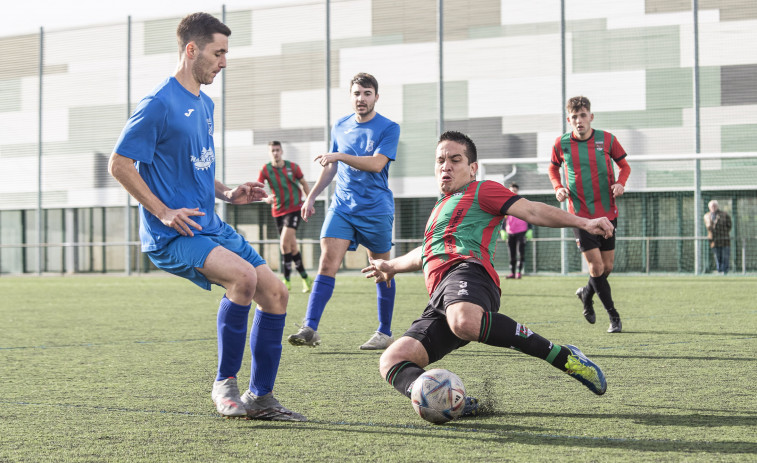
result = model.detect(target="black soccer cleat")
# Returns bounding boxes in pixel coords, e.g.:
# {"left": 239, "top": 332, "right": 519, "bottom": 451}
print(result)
{"left": 461, "top": 396, "right": 479, "bottom": 417}
{"left": 607, "top": 314, "right": 622, "bottom": 333}
{"left": 575, "top": 286, "right": 596, "bottom": 324}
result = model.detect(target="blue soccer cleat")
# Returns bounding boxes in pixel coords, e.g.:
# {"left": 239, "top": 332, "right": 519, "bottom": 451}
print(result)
{"left": 461, "top": 396, "right": 479, "bottom": 417}
{"left": 564, "top": 344, "right": 607, "bottom": 395}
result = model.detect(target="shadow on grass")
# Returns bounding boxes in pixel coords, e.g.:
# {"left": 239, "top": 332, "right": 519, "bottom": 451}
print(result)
{"left": 263, "top": 418, "right": 757, "bottom": 455}
{"left": 486, "top": 410, "right": 757, "bottom": 428}
{"left": 622, "top": 330, "right": 757, "bottom": 337}
{"left": 6, "top": 400, "right": 755, "bottom": 456}
{"left": 588, "top": 353, "right": 757, "bottom": 362}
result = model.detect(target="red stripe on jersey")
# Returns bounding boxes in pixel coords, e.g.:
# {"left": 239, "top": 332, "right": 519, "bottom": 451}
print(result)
{"left": 589, "top": 137, "right": 605, "bottom": 215}
{"left": 424, "top": 194, "right": 450, "bottom": 259}
{"left": 270, "top": 167, "right": 286, "bottom": 214}
{"left": 442, "top": 193, "right": 474, "bottom": 256}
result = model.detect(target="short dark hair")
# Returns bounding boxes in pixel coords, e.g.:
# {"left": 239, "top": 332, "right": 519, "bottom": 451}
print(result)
{"left": 509, "top": 183, "right": 519, "bottom": 189}
{"left": 268, "top": 141, "right": 282, "bottom": 147}
{"left": 438, "top": 131, "right": 477, "bottom": 164}
{"left": 567, "top": 96, "right": 591, "bottom": 113}
{"left": 176, "top": 12, "right": 231, "bottom": 53}
{"left": 350, "top": 73, "right": 379, "bottom": 94}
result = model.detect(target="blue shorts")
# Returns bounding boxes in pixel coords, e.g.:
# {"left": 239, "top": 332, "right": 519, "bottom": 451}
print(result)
{"left": 321, "top": 209, "right": 394, "bottom": 253}
{"left": 147, "top": 222, "right": 266, "bottom": 291}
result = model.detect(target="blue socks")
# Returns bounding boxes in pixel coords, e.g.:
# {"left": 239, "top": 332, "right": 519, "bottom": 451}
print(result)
{"left": 248, "top": 309, "right": 286, "bottom": 396}
{"left": 215, "top": 296, "right": 286, "bottom": 397}
{"left": 304, "top": 275, "right": 395, "bottom": 335}
{"left": 304, "top": 274, "right": 335, "bottom": 330}
{"left": 215, "top": 296, "right": 251, "bottom": 381}
{"left": 377, "top": 280, "right": 395, "bottom": 336}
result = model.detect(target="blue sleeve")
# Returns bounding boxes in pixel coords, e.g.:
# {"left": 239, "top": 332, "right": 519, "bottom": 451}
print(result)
{"left": 330, "top": 125, "right": 338, "bottom": 153}
{"left": 375, "top": 122, "right": 400, "bottom": 161}
{"left": 113, "top": 96, "right": 167, "bottom": 164}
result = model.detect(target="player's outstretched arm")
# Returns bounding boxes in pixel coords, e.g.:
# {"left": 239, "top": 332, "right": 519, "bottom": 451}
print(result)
{"left": 507, "top": 198, "right": 613, "bottom": 238}
{"left": 362, "top": 246, "right": 423, "bottom": 286}
{"left": 314, "top": 152, "right": 389, "bottom": 173}
{"left": 108, "top": 152, "right": 206, "bottom": 236}
{"left": 216, "top": 180, "right": 267, "bottom": 205}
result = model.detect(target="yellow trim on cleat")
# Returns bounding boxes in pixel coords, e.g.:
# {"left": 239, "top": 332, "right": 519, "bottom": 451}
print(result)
{"left": 565, "top": 355, "right": 599, "bottom": 382}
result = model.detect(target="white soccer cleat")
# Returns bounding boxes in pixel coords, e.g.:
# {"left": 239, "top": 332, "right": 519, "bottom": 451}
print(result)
{"left": 211, "top": 377, "right": 248, "bottom": 418}
{"left": 359, "top": 331, "right": 394, "bottom": 350}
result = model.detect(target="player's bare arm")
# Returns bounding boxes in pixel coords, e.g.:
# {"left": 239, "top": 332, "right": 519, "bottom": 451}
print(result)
{"left": 507, "top": 198, "right": 613, "bottom": 238}
{"left": 362, "top": 246, "right": 423, "bottom": 285}
{"left": 583, "top": 217, "right": 614, "bottom": 237}
{"left": 215, "top": 180, "right": 267, "bottom": 205}
{"left": 108, "top": 152, "right": 205, "bottom": 236}
{"left": 301, "top": 161, "right": 338, "bottom": 221}
{"left": 314, "top": 152, "right": 389, "bottom": 173}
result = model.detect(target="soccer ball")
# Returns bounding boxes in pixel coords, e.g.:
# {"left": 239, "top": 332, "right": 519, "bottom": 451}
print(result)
{"left": 410, "top": 369, "right": 466, "bottom": 424}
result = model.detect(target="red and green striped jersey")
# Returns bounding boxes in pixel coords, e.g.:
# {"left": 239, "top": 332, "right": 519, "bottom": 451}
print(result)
{"left": 422, "top": 180, "right": 519, "bottom": 296}
{"left": 550, "top": 130, "right": 627, "bottom": 220}
{"left": 257, "top": 160, "right": 305, "bottom": 217}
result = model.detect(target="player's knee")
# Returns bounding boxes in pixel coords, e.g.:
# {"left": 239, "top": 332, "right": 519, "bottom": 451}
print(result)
{"left": 317, "top": 256, "right": 340, "bottom": 276}
{"left": 447, "top": 312, "right": 478, "bottom": 341}
{"left": 379, "top": 347, "right": 402, "bottom": 379}
{"left": 254, "top": 278, "right": 289, "bottom": 314}
{"left": 603, "top": 259, "right": 614, "bottom": 275}
{"left": 588, "top": 263, "right": 605, "bottom": 277}
{"left": 231, "top": 270, "right": 258, "bottom": 303}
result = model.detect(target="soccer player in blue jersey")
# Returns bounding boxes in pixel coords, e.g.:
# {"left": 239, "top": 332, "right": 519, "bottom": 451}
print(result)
{"left": 288, "top": 73, "right": 400, "bottom": 350}
{"left": 108, "top": 12, "right": 304, "bottom": 421}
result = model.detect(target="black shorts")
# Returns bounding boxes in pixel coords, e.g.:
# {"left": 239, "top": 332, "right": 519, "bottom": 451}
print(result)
{"left": 403, "top": 260, "right": 500, "bottom": 364}
{"left": 573, "top": 218, "right": 617, "bottom": 252}
{"left": 275, "top": 211, "right": 301, "bottom": 234}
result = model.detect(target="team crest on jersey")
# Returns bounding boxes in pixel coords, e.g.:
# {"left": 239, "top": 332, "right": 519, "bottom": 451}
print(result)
{"left": 191, "top": 147, "right": 215, "bottom": 171}
{"left": 596, "top": 142, "right": 604, "bottom": 152}
{"left": 365, "top": 139, "right": 374, "bottom": 153}
{"left": 207, "top": 118, "right": 213, "bottom": 135}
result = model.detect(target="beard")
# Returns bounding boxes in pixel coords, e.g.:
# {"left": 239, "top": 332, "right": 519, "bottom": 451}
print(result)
{"left": 355, "top": 101, "right": 375, "bottom": 115}
{"left": 192, "top": 55, "right": 217, "bottom": 85}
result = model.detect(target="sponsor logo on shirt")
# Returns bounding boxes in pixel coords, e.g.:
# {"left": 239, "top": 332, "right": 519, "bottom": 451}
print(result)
{"left": 191, "top": 147, "right": 215, "bottom": 171}
{"left": 207, "top": 118, "right": 213, "bottom": 136}
{"left": 365, "top": 139, "right": 374, "bottom": 153}
{"left": 184, "top": 108, "right": 194, "bottom": 117}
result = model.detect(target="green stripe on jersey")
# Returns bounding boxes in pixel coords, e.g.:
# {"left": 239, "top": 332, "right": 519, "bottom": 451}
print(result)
{"left": 593, "top": 131, "right": 611, "bottom": 214}
{"left": 426, "top": 182, "right": 497, "bottom": 265}
{"left": 265, "top": 161, "right": 300, "bottom": 212}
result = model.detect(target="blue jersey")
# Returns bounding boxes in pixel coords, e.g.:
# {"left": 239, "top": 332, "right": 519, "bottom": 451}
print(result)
{"left": 330, "top": 112, "right": 400, "bottom": 216}
{"left": 113, "top": 77, "right": 223, "bottom": 251}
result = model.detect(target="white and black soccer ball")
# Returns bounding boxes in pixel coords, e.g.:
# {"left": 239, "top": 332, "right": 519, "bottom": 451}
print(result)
{"left": 410, "top": 369, "right": 466, "bottom": 424}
